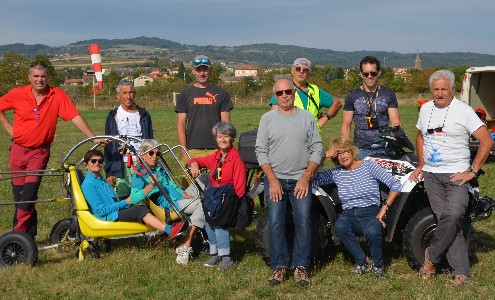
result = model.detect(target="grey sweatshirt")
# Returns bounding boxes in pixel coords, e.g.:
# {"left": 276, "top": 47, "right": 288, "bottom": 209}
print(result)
{"left": 255, "top": 108, "right": 323, "bottom": 180}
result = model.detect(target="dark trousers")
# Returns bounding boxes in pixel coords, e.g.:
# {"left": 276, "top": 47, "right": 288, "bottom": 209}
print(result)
{"left": 10, "top": 141, "right": 50, "bottom": 238}
{"left": 423, "top": 172, "right": 470, "bottom": 276}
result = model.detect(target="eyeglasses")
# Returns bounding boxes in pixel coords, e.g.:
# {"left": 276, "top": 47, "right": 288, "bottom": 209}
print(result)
{"left": 90, "top": 159, "right": 104, "bottom": 165}
{"left": 295, "top": 66, "right": 310, "bottom": 74}
{"left": 336, "top": 150, "right": 351, "bottom": 157}
{"left": 33, "top": 107, "right": 40, "bottom": 122}
{"left": 193, "top": 58, "right": 210, "bottom": 66}
{"left": 148, "top": 150, "right": 162, "bottom": 157}
{"left": 362, "top": 72, "right": 379, "bottom": 78}
{"left": 275, "top": 89, "right": 294, "bottom": 96}
{"left": 427, "top": 127, "right": 443, "bottom": 134}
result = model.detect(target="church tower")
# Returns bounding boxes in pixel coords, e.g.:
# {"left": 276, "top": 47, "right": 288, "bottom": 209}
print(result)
{"left": 414, "top": 50, "right": 422, "bottom": 70}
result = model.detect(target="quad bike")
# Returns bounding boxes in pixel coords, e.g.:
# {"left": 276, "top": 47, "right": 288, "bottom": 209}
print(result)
{"left": 0, "top": 136, "right": 207, "bottom": 267}
{"left": 240, "top": 127, "right": 495, "bottom": 269}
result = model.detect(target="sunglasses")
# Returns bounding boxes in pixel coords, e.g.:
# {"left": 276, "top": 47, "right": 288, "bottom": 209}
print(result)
{"left": 336, "top": 149, "right": 351, "bottom": 157}
{"left": 193, "top": 58, "right": 210, "bottom": 66}
{"left": 275, "top": 89, "right": 294, "bottom": 96}
{"left": 148, "top": 150, "right": 162, "bottom": 157}
{"left": 295, "top": 66, "right": 310, "bottom": 74}
{"left": 427, "top": 127, "right": 443, "bottom": 134}
{"left": 90, "top": 158, "right": 104, "bottom": 164}
{"left": 362, "top": 71, "right": 379, "bottom": 78}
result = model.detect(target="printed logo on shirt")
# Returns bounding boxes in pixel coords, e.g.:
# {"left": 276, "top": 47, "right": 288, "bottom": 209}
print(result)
{"left": 194, "top": 92, "right": 218, "bottom": 105}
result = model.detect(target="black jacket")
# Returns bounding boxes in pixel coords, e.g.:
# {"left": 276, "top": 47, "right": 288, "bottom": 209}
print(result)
{"left": 103, "top": 105, "right": 153, "bottom": 178}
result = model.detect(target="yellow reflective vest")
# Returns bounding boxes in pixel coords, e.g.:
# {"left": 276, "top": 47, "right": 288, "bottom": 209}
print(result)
{"left": 294, "top": 83, "right": 321, "bottom": 124}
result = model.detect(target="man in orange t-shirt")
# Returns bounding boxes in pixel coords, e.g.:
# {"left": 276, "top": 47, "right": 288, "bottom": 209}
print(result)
{"left": 0, "top": 61, "right": 104, "bottom": 238}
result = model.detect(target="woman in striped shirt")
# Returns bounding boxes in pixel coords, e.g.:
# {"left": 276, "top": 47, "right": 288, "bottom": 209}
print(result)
{"left": 313, "top": 136, "right": 401, "bottom": 278}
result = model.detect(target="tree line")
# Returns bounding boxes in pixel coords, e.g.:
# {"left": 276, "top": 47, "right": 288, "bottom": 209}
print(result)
{"left": 0, "top": 51, "right": 469, "bottom": 106}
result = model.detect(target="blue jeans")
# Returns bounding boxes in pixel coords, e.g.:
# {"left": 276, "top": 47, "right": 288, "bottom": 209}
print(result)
{"left": 334, "top": 205, "right": 385, "bottom": 268}
{"left": 265, "top": 177, "right": 312, "bottom": 270}
{"left": 358, "top": 148, "right": 388, "bottom": 160}
{"left": 205, "top": 222, "right": 230, "bottom": 256}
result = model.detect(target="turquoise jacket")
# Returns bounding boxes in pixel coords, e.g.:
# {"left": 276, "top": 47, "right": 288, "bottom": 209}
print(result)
{"left": 81, "top": 172, "right": 130, "bottom": 221}
{"left": 130, "top": 166, "right": 183, "bottom": 210}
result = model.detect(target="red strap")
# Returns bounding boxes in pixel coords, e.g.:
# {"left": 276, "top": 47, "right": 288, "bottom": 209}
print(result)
{"left": 128, "top": 155, "right": 147, "bottom": 177}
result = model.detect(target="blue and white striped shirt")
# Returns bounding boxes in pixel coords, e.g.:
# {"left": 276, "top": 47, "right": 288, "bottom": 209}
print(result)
{"left": 313, "top": 160, "right": 402, "bottom": 210}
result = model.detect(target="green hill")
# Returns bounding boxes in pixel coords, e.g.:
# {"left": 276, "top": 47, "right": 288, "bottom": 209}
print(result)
{"left": 1, "top": 36, "right": 494, "bottom": 68}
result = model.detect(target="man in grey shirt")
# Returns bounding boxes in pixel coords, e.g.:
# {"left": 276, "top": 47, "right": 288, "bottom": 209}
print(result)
{"left": 256, "top": 78, "right": 323, "bottom": 286}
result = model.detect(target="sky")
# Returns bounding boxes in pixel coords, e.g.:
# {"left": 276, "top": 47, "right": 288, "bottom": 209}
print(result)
{"left": 0, "top": 0, "right": 494, "bottom": 55}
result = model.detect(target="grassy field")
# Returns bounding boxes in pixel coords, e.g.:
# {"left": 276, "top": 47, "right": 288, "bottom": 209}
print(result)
{"left": 1, "top": 105, "right": 495, "bottom": 299}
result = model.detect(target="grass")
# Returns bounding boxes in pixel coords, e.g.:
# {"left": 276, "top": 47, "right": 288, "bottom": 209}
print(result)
{"left": 1, "top": 104, "right": 495, "bottom": 299}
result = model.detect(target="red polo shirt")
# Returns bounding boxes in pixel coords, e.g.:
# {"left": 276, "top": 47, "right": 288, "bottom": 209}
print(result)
{"left": 0, "top": 84, "right": 79, "bottom": 147}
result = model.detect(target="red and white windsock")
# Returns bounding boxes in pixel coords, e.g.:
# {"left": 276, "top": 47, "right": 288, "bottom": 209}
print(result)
{"left": 89, "top": 44, "right": 103, "bottom": 90}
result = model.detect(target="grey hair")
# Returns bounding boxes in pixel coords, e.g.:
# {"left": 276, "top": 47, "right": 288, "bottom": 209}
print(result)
{"left": 272, "top": 78, "right": 294, "bottom": 93}
{"left": 429, "top": 69, "right": 455, "bottom": 90}
{"left": 29, "top": 61, "right": 48, "bottom": 75}
{"left": 212, "top": 122, "right": 237, "bottom": 139}
{"left": 140, "top": 139, "right": 160, "bottom": 153}
{"left": 116, "top": 79, "right": 135, "bottom": 93}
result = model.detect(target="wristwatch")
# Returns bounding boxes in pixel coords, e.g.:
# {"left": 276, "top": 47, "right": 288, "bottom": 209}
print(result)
{"left": 467, "top": 166, "right": 478, "bottom": 176}
{"left": 320, "top": 112, "right": 330, "bottom": 119}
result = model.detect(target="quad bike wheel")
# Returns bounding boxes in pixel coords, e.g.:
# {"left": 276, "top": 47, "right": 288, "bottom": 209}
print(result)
{"left": 0, "top": 231, "right": 38, "bottom": 267}
{"left": 402, "top": 207, "right": 476, "bottom": 270}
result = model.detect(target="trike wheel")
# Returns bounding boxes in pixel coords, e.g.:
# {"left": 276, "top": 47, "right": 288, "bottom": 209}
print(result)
{"left": 0, "top": 231, "right": 38, "bottom": 267}
{"left": 50, "top": 218, "right": 77, "bottom": 244}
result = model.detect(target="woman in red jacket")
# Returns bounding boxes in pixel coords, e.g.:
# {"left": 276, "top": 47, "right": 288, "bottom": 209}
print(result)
{"left": 188, "top": 122, "right": 246, "bottom": 270}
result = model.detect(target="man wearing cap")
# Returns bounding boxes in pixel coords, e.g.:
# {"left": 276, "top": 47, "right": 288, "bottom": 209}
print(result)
{"left": 0, "top": 61, "right": 104, "bottom": 238}
{"left": 341, "top": 56, "right": 401, "bottom": 159}
{"left": 104, "top": 79, "right": 154, "bottom": 199}
{"left": 175, "top": 55, "right": 233, "bottom": 161}
{"left": 269, "top": 58, "right": 342, "bottom": 130}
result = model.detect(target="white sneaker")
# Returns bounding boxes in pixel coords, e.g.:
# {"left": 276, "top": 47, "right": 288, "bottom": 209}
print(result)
{"left": 175, "top": 245, "right": 192, "bottom": 265}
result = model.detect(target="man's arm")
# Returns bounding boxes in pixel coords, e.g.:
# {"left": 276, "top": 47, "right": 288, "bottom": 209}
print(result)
{"left": 260, "top": 163, "right": 283, "bottom": 202}
{"left": 0, "top": 111, "right": 13, "bottom": 137}
{"left": 326, "top": 97, "right": 342, "bottom": 119}
{"left": 388, "top": 107, "right": 402, "bottom": 127}
{"left": 341, "top": 110, "right": 354, "bottom": 138}
{"left": 467, "top": 126, "right": 494, "bottom": 173}
{"left": 220, "top": 111, "right": 230, "bottom": 122}
{"left": 319, "top": 97, "right": 343, "bottom": 128}
{"left": 409, "top": 130, "right": 424, "bottom": 182}
{"left": 177, "top": 112, "right": 188, "bottom": 157}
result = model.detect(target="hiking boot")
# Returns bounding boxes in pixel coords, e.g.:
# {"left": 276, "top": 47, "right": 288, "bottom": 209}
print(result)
{"left": 218, "top": 256, "right": 234, "bottom": 270}
{"left": 175, "top": 245, "right": 192, "bottom": 265}
{"left": 267, "top": 267, "right": 287, "bottom": 286}
{"left": 372, "top": 266, "right": 385, "bottom": 279}
{"left": 204, "top": 255, "right": 221, "bottom": 267}
{"left": 294, "top": 266, "right": 311, "bottom": 286}
{"left": 349, "top": 259, "right": 372, "bottom": 276}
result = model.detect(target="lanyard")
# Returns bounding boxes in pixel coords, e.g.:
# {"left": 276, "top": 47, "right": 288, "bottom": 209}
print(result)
{"left": 363, "top": 85, "right": 379, "bottom": 116}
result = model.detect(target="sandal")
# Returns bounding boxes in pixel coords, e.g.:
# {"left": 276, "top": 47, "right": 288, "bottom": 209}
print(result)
{"left": 419, "top": 247, "right": 436, "bottom": 280}
{"left": 444, "top": 275, "right": 473, "bottom": 288}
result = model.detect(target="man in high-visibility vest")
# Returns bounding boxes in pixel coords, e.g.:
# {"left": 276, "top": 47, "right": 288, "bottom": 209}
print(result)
{"left": 269, "top": 58, "right": 342, "bottom": 129}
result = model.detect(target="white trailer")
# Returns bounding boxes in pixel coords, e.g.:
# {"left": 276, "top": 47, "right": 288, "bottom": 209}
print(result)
{"left": 460, "top": 66, "right": 495, "bottom": 155}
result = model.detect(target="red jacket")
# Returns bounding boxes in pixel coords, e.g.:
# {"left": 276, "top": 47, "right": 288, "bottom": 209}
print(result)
{"left": 189, "top": 147, "right": 247, "bottom": 199}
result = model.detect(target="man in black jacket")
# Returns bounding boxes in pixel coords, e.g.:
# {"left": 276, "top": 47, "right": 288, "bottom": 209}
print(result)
{"left": 104, "top": 79, "right": 154, "bottom": 198}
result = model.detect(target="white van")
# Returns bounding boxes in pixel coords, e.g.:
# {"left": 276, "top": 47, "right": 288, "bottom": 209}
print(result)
{"left": 460, "top": 66, "right": 495, "bottom": 155}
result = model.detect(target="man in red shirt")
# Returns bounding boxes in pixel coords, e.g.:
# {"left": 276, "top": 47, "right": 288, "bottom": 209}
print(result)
{"left": 0, "top": 61, "right": 104, "bottom": 238}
